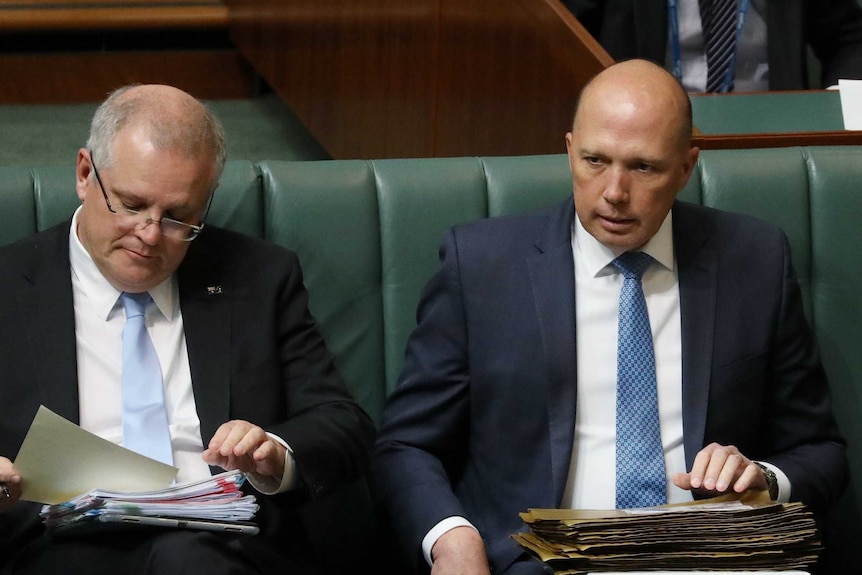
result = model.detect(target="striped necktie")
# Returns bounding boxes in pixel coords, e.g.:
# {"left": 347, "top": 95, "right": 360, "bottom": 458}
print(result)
{"left": 699, "top": 0, "right": 738, "bottom": 93}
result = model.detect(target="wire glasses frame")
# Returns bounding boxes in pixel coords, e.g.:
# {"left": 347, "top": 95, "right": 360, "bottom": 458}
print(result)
{"left": 88, "top": 150, "right": 212, "bottom": 242}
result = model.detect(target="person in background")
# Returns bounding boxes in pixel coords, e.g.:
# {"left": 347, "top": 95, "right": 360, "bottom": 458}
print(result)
{"left": 371, "top": 59, "right": 846, "bottom": 575}
{"left": 562, "top": 0, "right": 862, "bottom": 92}
{"left": 0, "top": 84, "right": 374, "bottom": 575}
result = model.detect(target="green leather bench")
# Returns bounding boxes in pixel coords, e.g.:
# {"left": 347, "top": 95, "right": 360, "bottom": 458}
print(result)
{"left": 1, "top": 147, "right": 860, "bottom": 573}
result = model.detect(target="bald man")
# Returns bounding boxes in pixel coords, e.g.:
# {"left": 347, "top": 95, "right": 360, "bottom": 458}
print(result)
{"left": 371, "top": 59, "right": 846, "bottom": 575}
{"left": 0, "top": 85, "right": 374, "bottom": 574}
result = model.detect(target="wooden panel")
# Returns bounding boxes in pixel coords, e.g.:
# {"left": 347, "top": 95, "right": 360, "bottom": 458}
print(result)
{"left": 0, "top": 50, "right": 256, "bottom": 104}
{"left": 229, "top": 0, "right": 438, "bottom": 159}
{"left": 226, "top": 0, "right": 613, "bottom": 159}
{"left": 0, "top": 0, "right": 220, "bottom": 5}
{"left": 434, "top": 0, "right": 611, "bottom": 156}
{"left": 694, "top": 131, "right": 862, "bottom": 150}
{"left": 0, "top": 1, "right": 227, "bottom": 31}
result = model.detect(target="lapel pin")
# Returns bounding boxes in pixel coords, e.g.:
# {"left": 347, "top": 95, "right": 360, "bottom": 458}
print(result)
{"left": 206, "top": 285, "right": 223, "bottom": 295}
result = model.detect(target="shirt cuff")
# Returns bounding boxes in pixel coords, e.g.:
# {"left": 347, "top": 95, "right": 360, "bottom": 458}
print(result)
{"left": 245, "top": 432, "right": 300, "bottom": 495}
{"left": 421, "top": 516, "right": 478, "bottom": 567}
{"left": 757, "top": 460, "right": 791, "bottom": 503}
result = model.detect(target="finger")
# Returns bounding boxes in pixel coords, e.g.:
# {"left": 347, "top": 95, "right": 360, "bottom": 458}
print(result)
{"left": 687, "top": 445, "right": 718, "bottom": 489}
{"left": 252, "top": 439, "right": 275, "bottom": 462}
{"left": 252, "top": 440, "right": 286, "bottom": 476}
{"left": 208, "top": 421, "right": 238, "bottom": 451}
{"left": 733, "top": 463, "right": 766, "bottom": 493}
{"left": 714, "top": 452, "right": 746, "bottom": 492}
{"left": 230, "top": 453, "right": 257, "bottom": 474}
{"left": 672, "top": 471, "right": 693, "bottom": 490}
{"left": 231, "top": 427, "right": 268, "bottom": 457}
{"left": 701, "top": 446, "right": 733, "bottom": 491}
{"left": 201, "top": 448, "right": 229, "bottom": 467}
{"left": 219, "top": 422, "right": 253, "bottom": 456}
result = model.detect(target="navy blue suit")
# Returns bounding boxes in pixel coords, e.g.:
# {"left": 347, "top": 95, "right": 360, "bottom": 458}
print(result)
{"left": 371, "top": 198, "right": 846, "bottom": 574}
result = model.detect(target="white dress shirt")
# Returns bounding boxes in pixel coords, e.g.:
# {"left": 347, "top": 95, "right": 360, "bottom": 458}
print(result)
{"left": 563, "top": 211, "right": 689, "bottom": 508}
{"left": 69, "top": 207, "right": 297, "bottom": 492}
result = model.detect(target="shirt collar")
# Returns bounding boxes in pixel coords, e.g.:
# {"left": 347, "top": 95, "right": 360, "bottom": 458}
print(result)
{"left": 573, "top": 209, "right": 675, "bottom": 278}
{"left": 69, "top": 206, "right": 178, "bottom": 321}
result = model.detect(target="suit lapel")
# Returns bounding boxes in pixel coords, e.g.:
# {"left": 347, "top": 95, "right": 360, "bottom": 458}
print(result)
{"left": 18, "top": 224, "right": 80, "bottom": 423}
{"left": 177, "top": 232, "right": 232, "bottom": 447}
{"left": 673, "top": 202, "right": 718, "bottom": 469}
{"left": 527, "top": 199, "right": 578, "bottom": 503}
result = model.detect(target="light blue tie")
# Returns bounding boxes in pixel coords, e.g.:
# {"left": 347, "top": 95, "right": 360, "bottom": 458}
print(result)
{"left": 612, "top": 252, "right": 666, "bottom": 509}
{"left": 120, "top": 292, "right": 174, "bottom": 465}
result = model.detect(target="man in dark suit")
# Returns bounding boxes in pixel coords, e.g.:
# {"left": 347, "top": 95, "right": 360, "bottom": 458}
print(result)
{"left": 563, "top": 0, "right": 862, "bottom": 90}
{"left": 371, "top": 59, "right": 847, "bottom": 575}
{"left": 0, "top": 84, "right": 374, "bottom": 574}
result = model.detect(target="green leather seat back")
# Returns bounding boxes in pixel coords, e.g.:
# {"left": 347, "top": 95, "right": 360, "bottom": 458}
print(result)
{"left": 0, "top": 162, "right": 261, "bottom": 242}
{"left": 32, "top": 166, "right": 79, "bottom": 231}
{"left": 0, "top": 167, "right": 39, "bottom": 246}
{"left": 374, "top": 157, "right": 489, "bottom": 397}
{"left": 260, "top": 159, "right": 386, "bottom": 422}
{"left": 483, "top": 154, "right": 572, "bottom": 217}
{"left": 696, "top": 148, "right": 814, "bottom": 318}
{"left": 3, "top": 148, "right": 861, "bottom": 571}
{"left": 207, "top": 161, "right": 265, "bottom": 238}
{"left": 807, "top": 147, "right": 862, "bottom": 544}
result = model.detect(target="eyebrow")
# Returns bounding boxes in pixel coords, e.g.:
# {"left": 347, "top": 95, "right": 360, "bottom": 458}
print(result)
{"left": 109, "top": 187, "right": 196, "bottom": 220}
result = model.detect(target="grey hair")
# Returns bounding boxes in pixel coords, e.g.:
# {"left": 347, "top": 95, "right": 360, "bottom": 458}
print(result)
{"left": 86, "top": 85, "right": 227, "bottom": 186}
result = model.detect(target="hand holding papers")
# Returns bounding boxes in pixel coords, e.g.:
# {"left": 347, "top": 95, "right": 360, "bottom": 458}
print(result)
{"left": 514, "top": 491, "right": 820, "bottom": 574}
{"left": 13, "top": 406, "right": 260, "bottom": 535}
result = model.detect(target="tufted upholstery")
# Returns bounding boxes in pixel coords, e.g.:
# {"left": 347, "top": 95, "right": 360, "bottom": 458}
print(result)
{"left": 1, "top": 147, "right": 860, "bottom": 573}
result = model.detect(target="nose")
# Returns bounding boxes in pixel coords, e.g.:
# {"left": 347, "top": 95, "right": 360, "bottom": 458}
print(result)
{"left": 602, "top": 167, "right": 629, "bottom": 205}
{"left": 134, "top": 217, "right": 163, "bottom": 245}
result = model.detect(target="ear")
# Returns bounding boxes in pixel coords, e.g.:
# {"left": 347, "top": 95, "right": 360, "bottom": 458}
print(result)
{"left": 75, "top": 148, "right": 91, "bottom": 202}
{"left": 679, "top": 146, "right": 700, "bottom": 188}
{"left": 565, "top": 132, "right": 576, "bottom": 173}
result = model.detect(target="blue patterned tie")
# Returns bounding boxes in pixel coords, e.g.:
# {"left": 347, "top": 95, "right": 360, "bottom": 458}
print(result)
{"left": 612, "top": 252, "right": 666, "bottom": 509}
{"left": 699, "top": 0, "right": 738, "bottom": 92}
{"left": 120, "top": 292, "right": 174, "bottom": 465}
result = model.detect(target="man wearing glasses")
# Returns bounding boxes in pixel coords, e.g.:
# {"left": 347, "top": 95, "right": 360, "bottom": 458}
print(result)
{"left": 0, "top": 84, "right": 374, "bottom": 574}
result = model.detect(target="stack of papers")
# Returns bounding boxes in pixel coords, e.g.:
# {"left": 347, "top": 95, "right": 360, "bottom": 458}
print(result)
{"left": 513, "top": 491, "right": 821, "bottom": 574}
{"left": 39, "top": 470, "right": 259, "bottom": 534}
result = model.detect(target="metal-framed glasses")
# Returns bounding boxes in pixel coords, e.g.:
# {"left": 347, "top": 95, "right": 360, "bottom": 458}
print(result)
{"left": 89, "top": 150, "right": 210, "bottom": 242}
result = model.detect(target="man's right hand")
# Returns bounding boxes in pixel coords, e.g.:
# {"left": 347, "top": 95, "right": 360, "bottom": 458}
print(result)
{"left": 0, "top": 457, "right": 22, "bottom": 512}
{"left": 430, "top": 525, "right": 491, "bottom": 575}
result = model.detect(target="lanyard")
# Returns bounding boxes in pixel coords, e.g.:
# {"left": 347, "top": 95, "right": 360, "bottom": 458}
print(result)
{"left": 668, "top": 0, "right": 750, "bottom": 92}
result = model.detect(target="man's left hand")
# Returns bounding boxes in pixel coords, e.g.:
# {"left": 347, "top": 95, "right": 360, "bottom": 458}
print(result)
{"left": 672, "top": 442, "right": 768, "bottom": 496}
{"left": 202, "top": 420, "right": 286, "bottom": 480}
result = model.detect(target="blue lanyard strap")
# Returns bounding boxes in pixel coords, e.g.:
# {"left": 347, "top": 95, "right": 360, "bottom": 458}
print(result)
{"left": 668, "top": 0, "right": 750, "bottom": 92}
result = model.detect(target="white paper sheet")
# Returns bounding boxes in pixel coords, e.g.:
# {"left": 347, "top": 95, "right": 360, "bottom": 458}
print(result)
{"left": 13, "top": 405, "right": 178, "bottom": 504}
{"left": 838, "top": 78, "right": 862, "bottom": 130}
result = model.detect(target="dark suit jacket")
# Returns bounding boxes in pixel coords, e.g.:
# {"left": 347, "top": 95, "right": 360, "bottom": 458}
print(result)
{"left": 371, "top": 198, "right": 847, "bottom": 574}
{"left": 0, "top": 222, "right": 375, "bottom": 566}
{"left": 562, "top": 0, "right": 862, "bottom": 89}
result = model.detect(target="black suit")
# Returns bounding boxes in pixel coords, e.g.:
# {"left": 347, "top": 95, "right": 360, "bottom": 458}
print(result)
{"left": 0, "top": 222, "right": 375, "bottom": 572}
{"left": 563, "top": 0, "right": 862, "bottom": 89}
{"left": 371, "top": 198, "right": 846, "bottom": 574}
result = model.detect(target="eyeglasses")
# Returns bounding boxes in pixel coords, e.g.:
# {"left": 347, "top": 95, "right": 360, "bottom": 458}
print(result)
{"left": 89, "top": 150, "right": 210, "bottom": 242}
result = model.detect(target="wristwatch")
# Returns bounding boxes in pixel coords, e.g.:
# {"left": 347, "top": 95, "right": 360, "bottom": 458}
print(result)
{"left": 755, "top": 462, "right": 779, "bottom": 501}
